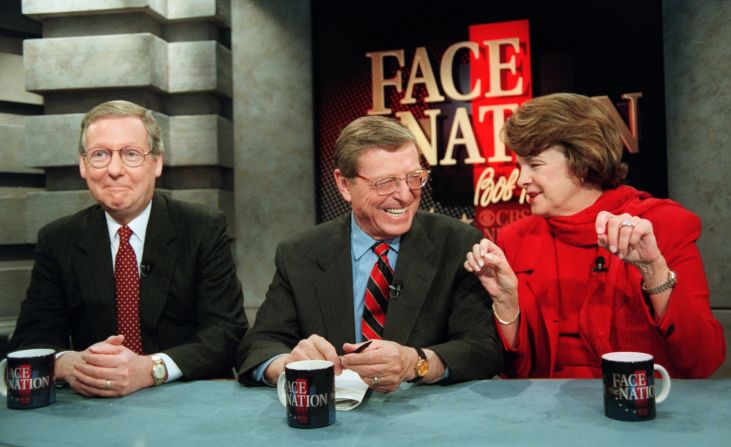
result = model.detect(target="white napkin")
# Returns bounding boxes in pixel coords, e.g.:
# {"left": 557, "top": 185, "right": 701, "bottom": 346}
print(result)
{"left": 335, "top": 369, "right": 369, "bottom": 411}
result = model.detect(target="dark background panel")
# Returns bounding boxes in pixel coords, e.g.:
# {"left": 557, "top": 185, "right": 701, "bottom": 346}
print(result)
{"left": 312, "top": 0, "right": 666, "bottom": 223}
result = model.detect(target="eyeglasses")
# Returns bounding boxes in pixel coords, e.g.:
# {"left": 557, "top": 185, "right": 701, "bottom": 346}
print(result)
{"left": 83, "top": 147, "right": 153, "bottom": 168}
{"left": 355, "top": 169, "right": 430, "bottom": 195}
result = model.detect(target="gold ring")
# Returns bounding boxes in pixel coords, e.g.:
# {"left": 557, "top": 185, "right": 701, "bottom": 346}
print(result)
{"left": 620, "top": 219, "right": 635, "bottom": 228}
{"left": 372, "top": 376, "right": 380, "bottom": 386}
{"left": 105, "top": 380, "right": 112, "bottom": 390}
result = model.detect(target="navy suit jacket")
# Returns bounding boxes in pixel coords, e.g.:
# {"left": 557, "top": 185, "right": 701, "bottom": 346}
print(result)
{"left": 12, "top": 193, "right": 248, "bottom": 379}
{"left": 236, "top": 211, "right": 502, "bottom": 384}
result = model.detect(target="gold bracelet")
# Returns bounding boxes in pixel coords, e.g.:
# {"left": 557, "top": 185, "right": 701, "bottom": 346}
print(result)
{"left": 492, "top": 302, "right": 520, "bottom": 325}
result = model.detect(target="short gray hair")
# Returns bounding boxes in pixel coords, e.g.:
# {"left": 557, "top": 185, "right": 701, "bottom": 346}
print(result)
{"left": 78, "top": 100, "right": 164, "bottom": 155}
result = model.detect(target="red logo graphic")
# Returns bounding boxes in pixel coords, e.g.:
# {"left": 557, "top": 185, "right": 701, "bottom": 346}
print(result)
{"left": 470, "top": 19, "right": 532, "bottom": 240}
{"left": 294, "top": 378, "right": 310, "bottom": 425}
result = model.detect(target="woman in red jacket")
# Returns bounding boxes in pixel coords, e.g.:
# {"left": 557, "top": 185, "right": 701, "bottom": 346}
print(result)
{"left": 464, "top": 93, "right": 725, "bottom": 378}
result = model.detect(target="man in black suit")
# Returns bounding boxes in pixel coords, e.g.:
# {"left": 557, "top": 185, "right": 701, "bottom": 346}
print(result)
{"left": 236, "top": 116, "right": 501, "bottom": 392}
{"left": 11, "top": 100, "right": 247, "bottom": 397}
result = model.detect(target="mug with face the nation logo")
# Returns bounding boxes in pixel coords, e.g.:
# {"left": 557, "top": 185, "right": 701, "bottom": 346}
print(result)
{"left": 601, "top": 352, "right": 671, "bottom": 421}
{"left": 277, "top": 360, "right": 336, "bottom": 428}
{"left": 1, "top": 349, "right": 56, "bottom": 409}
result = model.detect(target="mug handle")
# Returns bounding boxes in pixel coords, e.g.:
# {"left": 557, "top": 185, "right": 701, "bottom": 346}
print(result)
{"left": 654, "top": 363, "right": 671, "bottom": 404}
{"left": 0, "top": 358, "right": 7, "bottom": 397}
{"left": 276, "top": 372, "right": 287, "bottom": 407}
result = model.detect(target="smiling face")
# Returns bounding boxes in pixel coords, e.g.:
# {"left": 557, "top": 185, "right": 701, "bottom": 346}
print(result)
{"left": 334, "top": 142, "right": 422, "bottom": 240}
{"left": 79, "top": 115, "right": 163, "bottom": 225}
{"left": 517, "top": 146, "right": 602, "bottom": 217}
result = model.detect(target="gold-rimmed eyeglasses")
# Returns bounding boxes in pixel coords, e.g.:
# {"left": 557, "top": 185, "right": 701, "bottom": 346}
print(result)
{"left": 83, "top": 147, "right": 153, "bottom": 168}
{"left": 355, "top": 168, "right": 430, "bottom": 195}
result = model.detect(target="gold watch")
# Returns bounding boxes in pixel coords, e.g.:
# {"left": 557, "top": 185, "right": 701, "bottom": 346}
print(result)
{"left": 407, "top": 347, "right": 429, "bottom": 383}
{"left": 642, "top": 270, "right": 677, "bottom": 295}
{"left": 151, "top": 354, "right": 167, "bottom": 386}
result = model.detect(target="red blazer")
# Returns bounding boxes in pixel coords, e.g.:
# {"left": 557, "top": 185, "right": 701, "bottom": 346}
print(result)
{"left": 497, "top": 188, "right": 725, "bottom": 378}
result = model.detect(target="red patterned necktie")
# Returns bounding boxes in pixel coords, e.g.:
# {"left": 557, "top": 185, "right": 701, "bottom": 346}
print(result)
{"left": 115, "top": 225, "right": 144, "bottom": 354}
{"left": 361, "top": 242, "right": 394, "bottom": 340}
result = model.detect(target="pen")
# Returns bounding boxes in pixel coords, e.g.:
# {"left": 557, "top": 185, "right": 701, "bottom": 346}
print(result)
{"left": 340, "top": 340, "right": 373, "bottom": 369}
{"left": 353, "top": 340, "right": 372, "bottom": 353}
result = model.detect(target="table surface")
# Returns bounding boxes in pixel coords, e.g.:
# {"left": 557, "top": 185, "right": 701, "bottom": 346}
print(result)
{"left": 1, "top": 379, "right": 730, "bottom": 446}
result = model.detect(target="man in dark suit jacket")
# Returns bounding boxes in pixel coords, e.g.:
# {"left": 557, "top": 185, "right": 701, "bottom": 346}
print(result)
{"left": 11, "top": 100, "right": 247, "bottom": 397}
{"left": 236, "top": 116, "right": 501, "bottom": 392}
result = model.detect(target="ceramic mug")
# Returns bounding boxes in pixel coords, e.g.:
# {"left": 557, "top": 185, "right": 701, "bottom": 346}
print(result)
{"left": 276, "top": 359, "right": 336, "bottom": 428}
{"left": 601, "top": 351, "right": 671, "bottom": 421}
{"left": 1, "top": 348, "right": 56, "bottom": 409}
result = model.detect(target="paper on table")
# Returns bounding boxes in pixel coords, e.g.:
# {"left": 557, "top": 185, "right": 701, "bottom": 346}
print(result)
{"left": 335, "top": 369, "right": 369, "bottom": 411}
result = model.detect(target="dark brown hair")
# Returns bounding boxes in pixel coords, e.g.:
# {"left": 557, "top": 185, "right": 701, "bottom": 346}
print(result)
{"left": 501, "top": 92, "right": 627, "bottom": 187}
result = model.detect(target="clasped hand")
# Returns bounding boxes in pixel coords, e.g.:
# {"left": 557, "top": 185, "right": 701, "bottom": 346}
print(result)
{"left": 56, "top": 334, "right": 154, "bottom": 397}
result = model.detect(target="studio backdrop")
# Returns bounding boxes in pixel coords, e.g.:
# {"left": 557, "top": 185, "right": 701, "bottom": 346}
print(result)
{"left": 313, "top": 0, "right": 666, "bottom": 238}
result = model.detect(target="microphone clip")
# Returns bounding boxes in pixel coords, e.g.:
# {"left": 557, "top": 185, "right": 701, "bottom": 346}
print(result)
{"left": 140, "top": 263, "right": 153, "bottom": 278}
{"left": 592, "top": 256, "right": 608, "bottom": 273}
{"left": 389, "top": 283, "right": 402, "bottom": 299}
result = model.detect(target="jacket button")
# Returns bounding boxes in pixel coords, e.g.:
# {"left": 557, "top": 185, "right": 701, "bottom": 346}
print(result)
{"left": 665, "top": 324, "right": 675, "bottom": 337}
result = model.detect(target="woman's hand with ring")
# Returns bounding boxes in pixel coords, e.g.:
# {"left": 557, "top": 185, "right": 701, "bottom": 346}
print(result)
{"left": 596, "top": 211, "right": 662, "bottom": 267}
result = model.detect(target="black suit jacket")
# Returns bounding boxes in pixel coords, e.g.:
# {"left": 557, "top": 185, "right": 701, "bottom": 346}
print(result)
{"left": 11, "top": 193, "right": 248, "bottom": 379}
{"left": 236, "top": 211, "right": 502, "bottom": 384}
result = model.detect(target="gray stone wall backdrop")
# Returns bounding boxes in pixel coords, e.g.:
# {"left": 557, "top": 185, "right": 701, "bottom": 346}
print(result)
{"left": 19, "top": 0, "right": 237, "bottom": 229}
{"left": 0, "top": 2, "right": 43, "bottom": 355}
{"left": 664, "top": 0, "right": 731, "bottom": 377}
{"left": 232, "top": 0, "right": 314, "bottom": 321}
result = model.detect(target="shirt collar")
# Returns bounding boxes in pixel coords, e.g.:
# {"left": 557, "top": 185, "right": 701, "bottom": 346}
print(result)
{"left": 105, "top": 200, "right": 153, "bottom": 243}
{"left": 350, "top": 214, "right": 400, "bottom": 261}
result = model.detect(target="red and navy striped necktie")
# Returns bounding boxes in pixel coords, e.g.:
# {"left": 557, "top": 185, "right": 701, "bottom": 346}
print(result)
{"left": 361, "top": 242, "right": 394, "bottom": 340}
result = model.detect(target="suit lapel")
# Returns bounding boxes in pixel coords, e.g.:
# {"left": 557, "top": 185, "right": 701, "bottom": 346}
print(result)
{"left": 76, "top": 205, "right": 116, "bottom": 339}
{"left": 313, "top": 215, "right": 355, "bottom": 347}
{"left": 140, "top": 194, "right": 176, "bottom": 344}
{"left": 383, "top": 214, "right": 436, "bottom": 344}
{"left": 138, "top": 194, "right": 176, "bottom": 346}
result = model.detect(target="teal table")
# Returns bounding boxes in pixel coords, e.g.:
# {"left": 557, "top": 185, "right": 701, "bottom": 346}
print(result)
{"left": 1, "top": 379, "right": 729, "bottom": 446}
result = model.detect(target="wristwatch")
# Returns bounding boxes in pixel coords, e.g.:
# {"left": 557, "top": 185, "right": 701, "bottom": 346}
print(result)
{"left": 150, "top": 355, "right": 167, "bottom": 386}
{"left": 407, "top": 347, "right": 429, "bottom": 383}
{"left": 642, "top": 270, "right": 677, "bottom": 295}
